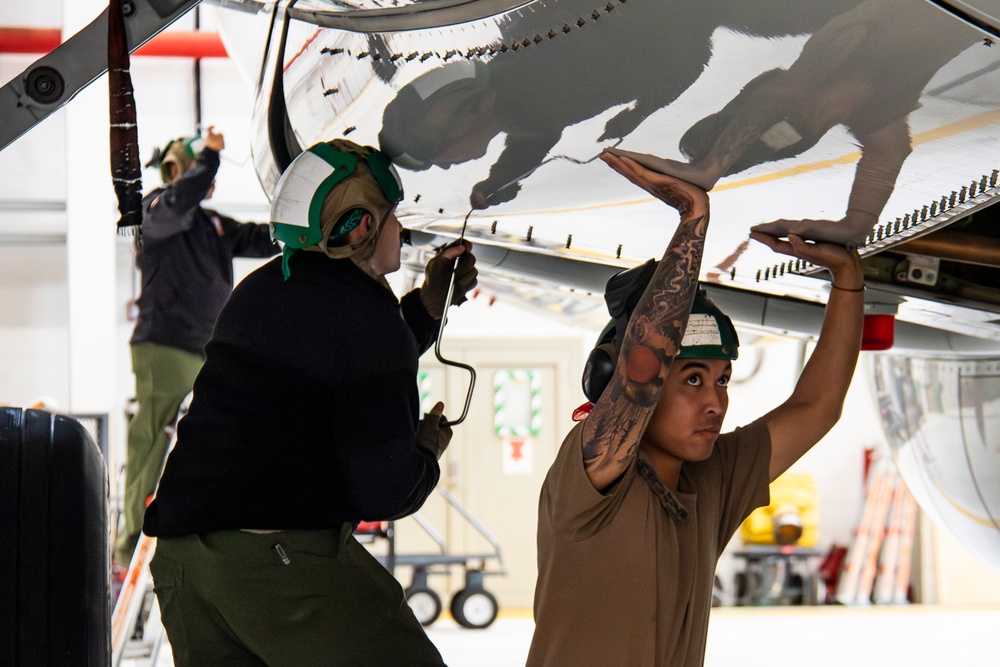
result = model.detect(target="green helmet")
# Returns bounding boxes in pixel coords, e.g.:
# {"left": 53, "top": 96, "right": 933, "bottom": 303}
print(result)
{"left": 582, "top": 259, "right": 739, "bottom": 402}
{"left": 269, "top": 140, "right": 403, "bottom": 279}
{"left": 146, "top": 135, "right": 206, "bottom": 184}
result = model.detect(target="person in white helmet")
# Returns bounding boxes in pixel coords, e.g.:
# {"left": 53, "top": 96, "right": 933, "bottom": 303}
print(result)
{"left": 143, "top": 139, "right": 476, "bottom": 666}
{"left": 528, "top": 150, "right": 864, "bottom": 666}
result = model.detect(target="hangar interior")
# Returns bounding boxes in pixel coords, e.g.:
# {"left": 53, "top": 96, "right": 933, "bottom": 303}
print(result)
{"left": 2, "top": 1, "right": 1000, "bottom": 665}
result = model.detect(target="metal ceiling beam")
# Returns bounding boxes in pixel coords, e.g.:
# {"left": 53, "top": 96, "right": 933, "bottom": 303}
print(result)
{"left": 0, "top": 0, "right": 203, "bottom": 153}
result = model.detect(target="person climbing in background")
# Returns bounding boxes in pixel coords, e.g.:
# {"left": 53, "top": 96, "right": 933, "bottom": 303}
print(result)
{"left": 114, "top": 125, "right": 279, "bottom": 571}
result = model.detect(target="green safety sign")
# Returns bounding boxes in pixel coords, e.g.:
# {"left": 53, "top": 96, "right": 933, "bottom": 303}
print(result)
{"left": 493, "top": 369, "right": 542, "bottom": 437}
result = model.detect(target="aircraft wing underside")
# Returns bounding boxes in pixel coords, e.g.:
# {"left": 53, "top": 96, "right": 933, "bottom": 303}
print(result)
{"left": 231, "top": 0, "right": 1000, "bottom": 568}
{"left": 232, "top": 0, "right": 1000, "bottom": 349}
{"left": 4, "top": 0, "right": 999, "bottom": 576}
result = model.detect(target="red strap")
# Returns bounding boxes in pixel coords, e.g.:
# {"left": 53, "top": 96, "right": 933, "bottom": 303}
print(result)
{"left": 572, "top": 402, "right": 594, "bottom": 422}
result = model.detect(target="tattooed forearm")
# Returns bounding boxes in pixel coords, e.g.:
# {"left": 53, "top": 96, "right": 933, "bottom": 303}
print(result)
{"left": 621, "top": 213, "right": 707, "bottom": 372}
{"left": 583, "top": 214, "right": 707, "bottom": 474}
{"left": 581, "top": 163, "right": 711, "bottom": 488}
{"left": 583, "top": 406, "right": 642, "bottom": 469}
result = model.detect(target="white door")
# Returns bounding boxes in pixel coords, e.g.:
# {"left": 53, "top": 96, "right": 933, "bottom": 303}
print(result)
{"left": 388, "top": 336, "right": 585, "bottom": 612}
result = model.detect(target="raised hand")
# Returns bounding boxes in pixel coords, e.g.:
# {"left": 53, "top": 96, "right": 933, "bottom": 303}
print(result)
{"left": 604, "top": 147, "right": 720, "bottom": 191}
{"left": 203, "top": 125, "right": 225, "bottom": 153}
{"left": 600, "top": 150, "right": 708, "bottom": 222}
{"left": 751, "top": 211, "right": 876, "bottom": 249}
{"left": 750, "top": 232, "right": 863, "bottom": 288}
{"left": 471, "top": 181, "right": 519, "bottom": 210}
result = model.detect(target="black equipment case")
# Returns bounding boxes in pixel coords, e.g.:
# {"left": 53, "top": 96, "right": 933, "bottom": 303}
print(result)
{"left": 0, "top": 407, "right": 111, "bottom": 666}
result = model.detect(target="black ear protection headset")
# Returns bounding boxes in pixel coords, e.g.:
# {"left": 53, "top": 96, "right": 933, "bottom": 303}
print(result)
{"left": 582, "top": 259, "right": 659, "bottom": 403}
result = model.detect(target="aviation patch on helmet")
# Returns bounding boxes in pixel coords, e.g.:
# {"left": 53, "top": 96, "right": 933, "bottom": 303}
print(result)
{"left": 680, "top": 314, "right": 724, "bottom": 347}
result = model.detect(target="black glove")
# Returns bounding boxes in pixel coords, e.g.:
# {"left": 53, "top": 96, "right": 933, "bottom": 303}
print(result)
{"left": 416, "top": 409, "right": 453, "bottom": 460}
{"left": 420, "top": 240, "right": 478, "bottom": 319}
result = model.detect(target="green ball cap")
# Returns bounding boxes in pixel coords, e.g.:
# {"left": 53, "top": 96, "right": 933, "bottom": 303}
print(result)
{"left": 676, "top": 292, "right": 740, "bottom": 360}
{"left": 601, "top": 258, "right": 739, "bottom": 361}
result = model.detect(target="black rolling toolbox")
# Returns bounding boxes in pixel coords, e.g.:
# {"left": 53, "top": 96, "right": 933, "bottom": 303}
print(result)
{"left": 0, "top": 407, "right": 111, "bottom": 666}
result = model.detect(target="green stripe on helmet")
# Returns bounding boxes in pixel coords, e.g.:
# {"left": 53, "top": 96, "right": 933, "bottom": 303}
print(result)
{"left": 305, "top": 147, "right": 357, "bottom": 242}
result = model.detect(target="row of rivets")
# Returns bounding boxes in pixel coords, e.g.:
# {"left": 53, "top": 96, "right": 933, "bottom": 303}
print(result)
{"left": 322, "top": 0, "right": 630, "bottom": 65}
{"left": 753, "top": 168, "right": 998, "bottom": 284}
{"left": 757, "top": 259, "right": 816, "bottom": 282}
{"left": 409, "top": 170, "right": 996, "bottom": 275}
{"left": 858, "top": 169, "right": 999, "bottom": 247}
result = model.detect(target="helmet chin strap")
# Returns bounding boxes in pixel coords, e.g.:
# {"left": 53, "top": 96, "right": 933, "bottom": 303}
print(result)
{"left": 433, "top": 208, "right": 476, "bottom": 427}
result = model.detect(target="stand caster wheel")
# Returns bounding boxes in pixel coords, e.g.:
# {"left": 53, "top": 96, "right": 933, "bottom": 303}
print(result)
{"left": 405, "top": 587, "right": 442, "bottom": 626}
{"left": 450, "top": 588, "right": 498, "bottom": 629}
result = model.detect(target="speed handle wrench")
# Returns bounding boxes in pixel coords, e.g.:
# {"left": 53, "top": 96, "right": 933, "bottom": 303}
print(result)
{"left": 433, "top": 224, "right": 476, "bottom": 427}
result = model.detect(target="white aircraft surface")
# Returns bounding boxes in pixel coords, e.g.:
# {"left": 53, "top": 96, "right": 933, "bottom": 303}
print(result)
{"left": 240, "top": 0, "right": 1000, "bottom": 575}
{"left": 2, "top": 0, "right": 999, "bottom": 574}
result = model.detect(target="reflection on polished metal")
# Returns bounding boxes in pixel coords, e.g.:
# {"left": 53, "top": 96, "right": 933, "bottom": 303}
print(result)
{"left": 221, "top": 0, "right": 1000, "bottom": 580}
{"left": 778, "top": 167, "right": 1000, "bottom": 279}
{"left": 872, "top": 355, "right": 1000, "bottom": 571}
{"left": 233, "top": 0, "right": 1000, "bottom": 343}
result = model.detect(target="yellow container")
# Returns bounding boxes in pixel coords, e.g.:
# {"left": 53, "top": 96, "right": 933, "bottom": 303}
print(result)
{"left": 741, "top": 472, "right": 818, "bottom": 547}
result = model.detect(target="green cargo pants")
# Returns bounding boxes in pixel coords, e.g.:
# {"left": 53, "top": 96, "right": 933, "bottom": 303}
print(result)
{"left": 150, "top": 525, "right": 446, "bottom": 666}
{"left": 114, "top": 341, "right": 203, "bottom": 566}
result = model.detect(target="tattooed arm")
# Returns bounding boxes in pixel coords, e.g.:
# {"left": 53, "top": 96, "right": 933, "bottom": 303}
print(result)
{"left": 581, "top": 151, "right": 711, "bottom": 492}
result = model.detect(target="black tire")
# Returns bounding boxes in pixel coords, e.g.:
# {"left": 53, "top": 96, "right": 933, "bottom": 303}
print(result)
{"left": 450, "top": 588, "right": 499, "bottom": 629}
{"left": 735, "top": 571, "right": 762, "bottom": 605}
{"left": 405, "top": 587, "right": 442, "bottom": 627}
{"left": 734, "top": 572, "right": 748, "bottom": 605}
{"left": 789, "top": 573, "right": 805, "bottom": 605}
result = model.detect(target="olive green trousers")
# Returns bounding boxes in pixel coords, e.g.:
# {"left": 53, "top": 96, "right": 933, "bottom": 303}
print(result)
{"left": 115, "top": 342, "right": 203, "bottom": 566}
{"left": 150, "top": 526, "right": 446, "bottom": 666}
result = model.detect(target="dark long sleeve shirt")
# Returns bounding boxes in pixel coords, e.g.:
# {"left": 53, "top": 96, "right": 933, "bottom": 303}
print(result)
{"left": 143, "top": 251, "right": 442, "bottom": 537}
{"left": 130, "top": 148, "right": 279, "bottom": 356}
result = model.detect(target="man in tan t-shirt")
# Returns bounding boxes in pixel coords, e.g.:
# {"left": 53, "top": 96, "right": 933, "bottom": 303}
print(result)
{"left": 527, "top": 150, "right": 865, "bottom": 666}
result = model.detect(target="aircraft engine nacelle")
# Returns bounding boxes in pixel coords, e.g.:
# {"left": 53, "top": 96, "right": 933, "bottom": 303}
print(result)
{"left": 872, "top": 354, "right": 1000, "bottom": 573}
